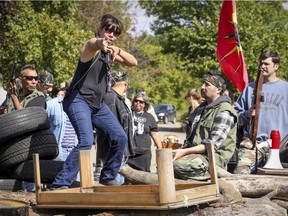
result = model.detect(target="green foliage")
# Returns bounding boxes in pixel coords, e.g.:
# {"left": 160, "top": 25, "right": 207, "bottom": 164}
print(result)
{"left": 138, "top": 0, "right": 288, "bottom": 116}
{"left": 1, "top": 0, "right": 288, "bottom": 121}
{"left": 236, "top": 1, "right": 288, "bottom": 82}
{"left": 126, "top": 34, "right": 199, "bottom": 116}
{"left": 0, "top": 1, "right": 87, "bottom": 85}
{"left": 0, "top": 0, "right": 132, "bottom": 86}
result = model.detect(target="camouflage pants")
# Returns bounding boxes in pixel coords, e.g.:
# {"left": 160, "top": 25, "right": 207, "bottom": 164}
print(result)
{"left": 233, "top": 138, "right": 268, "bottom": 174}
{"left": 173, "top": 154, "right": 210, "bottom": 180}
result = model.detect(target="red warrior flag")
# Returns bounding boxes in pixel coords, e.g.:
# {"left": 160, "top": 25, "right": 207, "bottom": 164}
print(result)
{"left": 217, "top": 0, "right": 248, "bottom": 92}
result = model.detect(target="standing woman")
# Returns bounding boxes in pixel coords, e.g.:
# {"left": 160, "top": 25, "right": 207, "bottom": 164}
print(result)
{"left": 52, "top": 14, "right": 137, "bottom": 188}
{"left": 127, "top": 92, "right": 162, "bottom": 172}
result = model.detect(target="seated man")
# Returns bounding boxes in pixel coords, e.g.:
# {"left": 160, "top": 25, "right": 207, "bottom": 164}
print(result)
{"left": 173, "top": 70, "right": 237, "bottom": 180}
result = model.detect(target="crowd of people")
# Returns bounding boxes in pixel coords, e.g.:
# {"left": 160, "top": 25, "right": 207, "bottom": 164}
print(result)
{"left": 0, "top": 13, "right": 287, "bottom": 190}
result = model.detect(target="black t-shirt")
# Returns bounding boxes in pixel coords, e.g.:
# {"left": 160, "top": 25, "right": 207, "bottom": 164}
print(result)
{"left": 67, "top": 51, "right": 109, "bottom": 109}
{"left": 19, "top": 95, "right": 46, "bottom": 109}
{"left": 133, "top": 111, "right": 159, "bottom": 154}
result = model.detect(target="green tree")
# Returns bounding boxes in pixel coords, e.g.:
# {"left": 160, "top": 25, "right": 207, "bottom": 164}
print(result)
{"left": 0, "top": 1, "right": 87, "bottom": 84}
{"left": 126, "top": 33, "right": 201, "bottom": 119}
{"left": 139, "top": 0, "right": 288, "bottom": 95}
{"left": 0, "top": 1, "right": 133, "bottom": 85}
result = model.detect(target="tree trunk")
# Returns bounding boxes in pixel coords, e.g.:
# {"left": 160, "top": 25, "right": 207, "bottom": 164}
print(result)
{"left": 119, "top": 165, "right": 288, "bottom": 198}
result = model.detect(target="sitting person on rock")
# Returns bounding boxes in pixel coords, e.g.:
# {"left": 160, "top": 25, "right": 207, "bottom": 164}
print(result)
{"left": 172, "top": 70, "right": 238, "bottom": 180}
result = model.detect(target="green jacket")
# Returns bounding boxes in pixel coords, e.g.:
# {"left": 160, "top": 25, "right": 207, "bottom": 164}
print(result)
{"left": 186, "top": 96, "right": 238, "bottom": 168}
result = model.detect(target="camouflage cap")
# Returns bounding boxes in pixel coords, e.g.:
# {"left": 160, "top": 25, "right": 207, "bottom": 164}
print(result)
{"left": 111, "top": 71, "right": 128, "bottom": 82}
{"left": 39, "top": 70, "right": 54, "bottom": 86}
{"left": 204, "top": 70, "right": 226, "bottom": 90}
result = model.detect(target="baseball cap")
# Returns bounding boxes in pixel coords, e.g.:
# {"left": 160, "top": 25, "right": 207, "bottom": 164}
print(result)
{"left": 111, "top": 71, "right": 128, "bottom": 82}
{"left": 39, "top": 71, "right": 54, "bottom": 86}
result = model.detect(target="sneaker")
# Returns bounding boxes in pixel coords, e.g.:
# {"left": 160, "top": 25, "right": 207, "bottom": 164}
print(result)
{"left": 99, "top": 179, "right": 121, "bottom": 186}
{"left": 49, "top": 185, "right": 69, "bottom": 190}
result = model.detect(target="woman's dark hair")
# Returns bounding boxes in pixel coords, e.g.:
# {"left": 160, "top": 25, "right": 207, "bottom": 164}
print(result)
{"left": 99, "top": 14, "right": 123, "bottom": 36}
{"left": 132, "top": 92, "right": 150, "bottom": 112}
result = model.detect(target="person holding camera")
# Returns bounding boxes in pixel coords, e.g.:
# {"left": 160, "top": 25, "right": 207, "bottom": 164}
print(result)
{"left": 0, "top": 64, "right": 46, "bottom": 115}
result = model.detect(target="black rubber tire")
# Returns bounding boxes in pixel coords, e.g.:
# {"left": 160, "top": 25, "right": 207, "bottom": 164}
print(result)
{"left": 172, "top": 116, "right": 176, "bottom": 124}
{"left": 0, "top": 129, "right": 58, "bottom": 172}
{"left": 164, "top": 116, "right": 168, "bottom": 124}
{"left": 11, "top": 160, "right": 64, "bottom": 183}
{"left": 0, "top": 107, "right": 50, "bottom": 143}
{"left": 0, "top": 179, "right": 23, "bottom": 192}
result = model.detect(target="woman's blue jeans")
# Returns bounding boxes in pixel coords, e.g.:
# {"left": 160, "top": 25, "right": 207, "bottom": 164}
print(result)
{"left": 52, "top": 91, "right": 127, "bottom": 187}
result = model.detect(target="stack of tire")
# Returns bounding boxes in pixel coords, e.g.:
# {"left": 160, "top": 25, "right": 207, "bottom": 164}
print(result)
{"left": 0, "top": 107, "right": 62, "bottom": 191}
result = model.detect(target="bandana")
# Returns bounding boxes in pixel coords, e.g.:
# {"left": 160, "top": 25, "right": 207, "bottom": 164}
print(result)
{"left": 204, "top": 73, "right": 226, "bottom": 90}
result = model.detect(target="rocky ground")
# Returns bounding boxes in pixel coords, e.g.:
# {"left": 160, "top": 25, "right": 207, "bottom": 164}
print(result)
{"left": 0, "top": 186, "right": 287, "bottom": 216}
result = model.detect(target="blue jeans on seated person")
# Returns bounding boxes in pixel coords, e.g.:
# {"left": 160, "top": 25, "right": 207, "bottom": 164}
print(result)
{"left": 52, "top": 91, "right": 127, "bottom": 187}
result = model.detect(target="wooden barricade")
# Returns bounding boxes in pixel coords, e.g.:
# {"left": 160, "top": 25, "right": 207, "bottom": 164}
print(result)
{"left": 33, "top": 143, "right": 219, "bottom": 210}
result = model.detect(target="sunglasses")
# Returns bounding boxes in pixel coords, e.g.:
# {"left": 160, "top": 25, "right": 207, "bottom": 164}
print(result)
{"left": 22, "top": 76, "right": 39, "bottom": 81}
{"left": 104, "top": 27, "right": 120, "bottom": 37}
{"left": 134, "top": 99, "right": 145, "bottom": 104}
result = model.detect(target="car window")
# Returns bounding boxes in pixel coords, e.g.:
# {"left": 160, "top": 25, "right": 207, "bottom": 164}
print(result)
{"left": 154, "top": 104, "right": 167, "bottom": 112}
{"left": 153, "top": 104, "right": 176, "bottom": 112}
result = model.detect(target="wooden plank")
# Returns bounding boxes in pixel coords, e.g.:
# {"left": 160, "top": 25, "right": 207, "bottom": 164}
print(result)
{"left": 36, "top": 204, "right": 169, "bottom": 210}
{"left": 37, "top": 191, "right": 160, "bottom": 206}
{"left": 36, "top": 186, "right": 219, "bottom": 210}
{"left": 206, "top": 141, "right": 219, "bottom": 195}
{"left": 33, "top": 153, "right": 41, "bottom": 203}
{"left": 36, "top": 196, "right": 219, "bottom": 210}
{"left": 168, "top": 196, "right": 219, "bottom": 209}
{"left": 79, "top": 150, "right": 92, "bottom": 188}
{"left": 257, "top": 167, "right": 288, "bottom": 176}
{"left": 156, "top": 148, "right": 176, "bottom": 204}
{"left": 93, "top": 184, "right": 159, "bottom": 193}
{"left": 175, "top": 182, "right": 210, "bottom": 190}
{"left": 175, "top": 184, "right": 218, "bottom": 201}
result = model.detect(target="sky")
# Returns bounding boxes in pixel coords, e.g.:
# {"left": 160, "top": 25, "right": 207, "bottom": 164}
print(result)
{"left": 127, "top": 1, "right": 155, "bottom": 36}
{"left": 127, "top": 2, "right": 288, "bottom": 36}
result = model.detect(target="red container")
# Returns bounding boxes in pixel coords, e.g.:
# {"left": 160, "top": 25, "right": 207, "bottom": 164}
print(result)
{"left": 270, "top": 130, "right": 280, "bottom": 149}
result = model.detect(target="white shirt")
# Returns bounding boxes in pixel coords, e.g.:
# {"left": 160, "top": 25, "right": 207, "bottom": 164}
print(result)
{"left": 0, "top": 87, "right": 7, "bottom": 106}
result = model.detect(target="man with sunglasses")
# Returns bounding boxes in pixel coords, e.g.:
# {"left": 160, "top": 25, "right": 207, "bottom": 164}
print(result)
{"left": 172, "top": 70, "right": 238, "bottom": 180}
{"left": 4, "top": 64, "right": 46, "bottom": 113}
{"left": 3, "top": 64, "right": 46, "bottom": 192}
